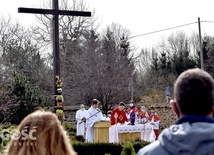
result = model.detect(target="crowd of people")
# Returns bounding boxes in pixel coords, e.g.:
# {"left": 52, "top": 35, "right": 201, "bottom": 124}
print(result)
{"left": 3, "top": 68, "right": 214, "bottom": 155}
{"left": 109, "top": 100, "right": 160, "bottom": 139}
{"left": 76, "top": 68, "right": 214, "bottom": 154}
{"left": 75, "top": 99, "right": 161, "bottom": 141}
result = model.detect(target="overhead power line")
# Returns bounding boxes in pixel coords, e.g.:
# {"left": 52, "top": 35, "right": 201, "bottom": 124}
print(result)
{"left": 204, "top": 21, "right": 214, "bottom": 23}
{"left": 129, "top": 21, "right": 197, "bottom": 39}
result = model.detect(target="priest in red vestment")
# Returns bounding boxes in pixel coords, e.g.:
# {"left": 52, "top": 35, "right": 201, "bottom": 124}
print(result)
{"left": 110, "top": 102, "right": 128, "bottom": 125}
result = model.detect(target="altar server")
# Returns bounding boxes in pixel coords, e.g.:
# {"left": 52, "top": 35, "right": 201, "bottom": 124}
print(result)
{"left": 148, "top": 110, "right": 160, "bottom": 140}
{"left": 75, "top": 104, "right": 88, "bottom": 136}
{"left": 138, "top": 106, "right": 149, "bottom": 124}
{"left": 126, "top": 100, "right": 139, "bottom": 119}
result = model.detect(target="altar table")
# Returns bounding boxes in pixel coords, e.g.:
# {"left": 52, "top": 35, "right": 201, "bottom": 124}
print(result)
{"left": 109, "top": 124, "right": 155, "bottom": 143}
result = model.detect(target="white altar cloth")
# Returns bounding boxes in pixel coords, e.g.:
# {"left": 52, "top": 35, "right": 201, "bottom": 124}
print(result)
{"left": 109, "top": 124, "right": 155, "bottom": 143}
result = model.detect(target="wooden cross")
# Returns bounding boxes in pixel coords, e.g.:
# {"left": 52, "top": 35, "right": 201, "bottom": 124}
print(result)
{"left": 18, "top": 0, "right": 91, "bottom": 106}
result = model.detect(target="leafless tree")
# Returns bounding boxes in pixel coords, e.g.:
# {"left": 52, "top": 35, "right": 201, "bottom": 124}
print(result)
{"left": 60, "top": 23, "right": 136, "bottom": 113}
{"left": 32, "top": 0, "right": 96, "bottom": 53}
{"left": 137, "top": 31, "right": 199, "bottom": 98}
{"left": 0, "top": 15, "right": 53, "bottom": 106}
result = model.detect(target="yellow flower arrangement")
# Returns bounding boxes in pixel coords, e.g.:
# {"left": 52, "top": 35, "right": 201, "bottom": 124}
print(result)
{"left": 56, "top": 95, "right": 64, "bottom": 102}
{"left": 55, "top": 75, "right": 64, "bottom": 125}
{"left": 56, "top": 75, "right": 63, "bottom": 87}
{"left": 56, "top": 109, "right": 64, "bottom": 115}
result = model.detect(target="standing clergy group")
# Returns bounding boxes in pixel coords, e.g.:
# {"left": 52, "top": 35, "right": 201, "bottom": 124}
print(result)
{"left": 75, "top": 99, "right": 103, "bottom": 142}
{"left": 75, "top": 99, "right": 160, "bottom": 142}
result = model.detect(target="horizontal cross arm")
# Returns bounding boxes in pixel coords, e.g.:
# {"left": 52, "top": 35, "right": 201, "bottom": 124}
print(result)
{"left": 18, "top": 8, "right": 54, "bottom": 15}
{"left": 18, "top": 7, "right": 91, "bottom": 17}
{"left": 58, "top": 10, "right": 91, "bottom": 17}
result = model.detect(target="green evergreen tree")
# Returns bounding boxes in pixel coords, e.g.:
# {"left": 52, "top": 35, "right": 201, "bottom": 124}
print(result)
{"left": 1, "top": 72, "right": 47, "bottom": 124}
{"left": 150, "top": 49, "right": 159, "bottom": 72}
{"left": 204, "top": 40, "right": 214, "bottom": 78}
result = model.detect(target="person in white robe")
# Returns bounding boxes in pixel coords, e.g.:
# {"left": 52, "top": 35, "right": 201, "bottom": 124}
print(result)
{"left": 85, "top": 99, "right": 103, "bottom": 142}
{"left": 75, "top": 104, "right": 88, "bottom": 137}
{"left": 148, "top": 111, "right": 160, "bottom": 140}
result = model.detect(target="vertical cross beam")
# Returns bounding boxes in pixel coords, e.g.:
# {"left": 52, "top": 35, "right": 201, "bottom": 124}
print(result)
{"left": 18, "top": 0, "right": 91, "bottom": 107}
{"left": 53, "top": 0, "right": 60, "bottom": 96}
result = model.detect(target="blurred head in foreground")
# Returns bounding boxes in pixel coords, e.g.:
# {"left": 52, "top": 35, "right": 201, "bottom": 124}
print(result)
{"left": 5, "top": 110, "right": 76, "bottom": 155}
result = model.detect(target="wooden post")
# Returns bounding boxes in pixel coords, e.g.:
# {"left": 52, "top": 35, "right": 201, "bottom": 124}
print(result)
{"left": 198, "top": 17, "right": 204, "bottom": 70}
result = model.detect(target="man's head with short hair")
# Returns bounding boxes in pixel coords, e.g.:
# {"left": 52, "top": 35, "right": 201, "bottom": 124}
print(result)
{"left": 92, "top": 99, "right": 99, "bottom": 109}
{"left": 172, "top": 68, "right": 214, "bottom": 117}
{"left": 118, "top": 102, "right": 125, "bottom": 111}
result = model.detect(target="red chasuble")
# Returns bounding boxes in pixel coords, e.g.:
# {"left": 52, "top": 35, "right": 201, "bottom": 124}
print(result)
{"left": 126, "top": 107, "right": 139, "bottom": 114}
{"left": 110, "top": 107, "right": 128, "bottom": 125}
{"left": 138, "top": 111, "right": 149, "bottom": 118}
{"left": 148, "top": 114, "right": 160, "bottom": 122}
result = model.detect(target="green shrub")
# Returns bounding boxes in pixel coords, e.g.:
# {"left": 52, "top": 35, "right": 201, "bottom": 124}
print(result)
{"left": 72, "top": 140, "right": 150, "bottom": 155}
{"left": 0, "top": 124, "right": 18, "bottom": 154}
{"left": 121, "top": 141, "right": 136, "bottom": 155}
{"left": 0, "top": 145, "right": 3, "bottom": 154}
{"left": 72, "top": 142, "right": 122, "bottom": 155}
{"left": 75, "top": 135, "right": 85, "bottom": 142}
{"left": 0, "top": 123, "right": 151, "bottom": 155}
{"left": 0, "top": 136, "right": 8, "bottom": 154}
{"left": 132, "top": 139, "right": 150, "bottom": 153}
{"left": 63, "top": 121, "right": 76, "bottom": 137}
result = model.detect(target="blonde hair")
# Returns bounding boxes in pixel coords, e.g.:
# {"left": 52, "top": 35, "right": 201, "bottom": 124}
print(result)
{"left": 4, "top": 110, "right": 76, "bottom": 155}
